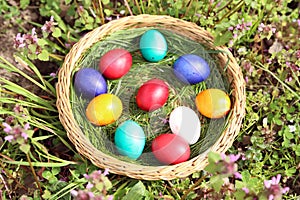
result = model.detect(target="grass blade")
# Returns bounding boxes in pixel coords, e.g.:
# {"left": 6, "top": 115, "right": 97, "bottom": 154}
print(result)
{"left": 0, "top": 77, "right": 56, "bottom": 111}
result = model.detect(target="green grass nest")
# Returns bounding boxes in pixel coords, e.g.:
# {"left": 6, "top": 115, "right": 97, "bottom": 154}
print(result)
{"left": 70, "top": 27, "right": 231, "bottom": 166}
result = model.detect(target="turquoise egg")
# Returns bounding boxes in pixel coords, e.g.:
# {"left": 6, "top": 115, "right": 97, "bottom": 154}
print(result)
{"left": 139, "top": 30, "right": 168, "bottom": 62}
{"left": 114, "top": 120, "right": 146, "bottom": 160}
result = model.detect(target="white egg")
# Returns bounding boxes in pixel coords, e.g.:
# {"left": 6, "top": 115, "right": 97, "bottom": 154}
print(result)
{"left": 169, "top": 106, "right": 201, "bottom": 144}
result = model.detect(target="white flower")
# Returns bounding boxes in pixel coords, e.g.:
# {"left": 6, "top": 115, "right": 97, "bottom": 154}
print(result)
{"left": 288, "top": 125, "right": 296, "bottom": 132}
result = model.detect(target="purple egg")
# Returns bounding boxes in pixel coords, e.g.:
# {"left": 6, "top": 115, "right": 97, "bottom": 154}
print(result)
{"left": 173, "top": 54, "right": 210, "bottom": 84}
{"left": 74, "top": 68, "right": 107, "bottom": 99}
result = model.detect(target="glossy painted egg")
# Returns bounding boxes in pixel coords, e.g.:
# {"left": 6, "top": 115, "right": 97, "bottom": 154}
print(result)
{"left": 74, "top": 68, "right": 107, "bottom": 99}
{"left": 195, "top": 88, "right": 231, "bottom": 118}
{"left": 136, "top": 79, "right": 169, "bottom": 112}
{"left": 86, "top": 94, "right": 123, "bottom": 126}
{"left": 139, "top": 30, "right": 168, "bottom": 62}
{"left": 152, "top": 133, "right": 190, "bottom": 165}
{"left": 99, "top": 48, "right": 132, "bottom": 79}
{"left": 114, "top": 120, "right": 146, "bottom": 160}
{"left": 169, "top": 106, "right": 201, "bottom": 144}
{"left": 173, "top": 54, "right": 210, "bottom": 84}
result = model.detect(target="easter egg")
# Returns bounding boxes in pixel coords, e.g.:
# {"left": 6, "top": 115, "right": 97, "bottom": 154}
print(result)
{"left": 169, "top": 106, "right": 201, "bottom": 144}
{"left": 152, "top": 133, "right": 190, "bottom": 165}
{"left": 195, "top": 88, "right": 231, "bottom": 118}
{"left": 136, "top": 79, "right": 169, "bottom": 112}
{"left": 99, "top": 48, "right": 132, "bottom": 79}
{"left": 139, "top": 30, "right": 168, "bottom": 62}
{"left": 86, "top": 94, "right": 123, "bottom": 126}
{"left": 74, "top": 68, "right": 107, "bottom": 99}
{"left": 173, "top": 54, "right": 210, "bottom": 84}
{"left": 114, "top": 120, "right": 146, "bottom": 160}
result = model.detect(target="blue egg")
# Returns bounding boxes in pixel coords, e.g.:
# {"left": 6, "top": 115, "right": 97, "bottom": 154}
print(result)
{"left": 114, "top": 120, "right": 146, "bottom": 160}
{"left": 139, "top": 30, "right": 168, "bottom": 62}
{"left": 173, "top": 54, "right": 210, "bottom": 84}
{"left": 74, "top": 68, "right": 107, "bottom": 99}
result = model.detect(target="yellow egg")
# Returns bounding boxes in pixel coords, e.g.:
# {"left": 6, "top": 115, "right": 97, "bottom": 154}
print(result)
{"left": 86, "top": 94, "right": 123, "bottom": 126}
{"left": 195, "top": 88, "right": 231, "bottom": 118}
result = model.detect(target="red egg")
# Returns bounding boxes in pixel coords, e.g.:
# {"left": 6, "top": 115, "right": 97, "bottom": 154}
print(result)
{"left": 99, "top": 48, "right": 132, "bottom": 79}
{"left": 136, "top": 79, "right": 169, "bottom": 112}
{"left": 151, "top": 133, "right": 190, "bottom": 165}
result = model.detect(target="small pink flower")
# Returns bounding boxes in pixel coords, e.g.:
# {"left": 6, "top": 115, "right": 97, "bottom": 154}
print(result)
{"left": 258, "top": 23, "right": 265, "bottom": 32}
{"left": 21, "top": 132, "right": 28, "bottom": 140}
{"left": 242, "top": 187, "right": 249, "bottom": 194}
{"left": 103, "top": 168, "right": 109, "bottom": 176}
{"left": 234, "top": 171, "right": 242, "bottom": 179}
{"left": 83, "top": 174, "right": 90, "bottom": 179}
{"left": 70, "top": 190, "right": 78, "bottom": 197}
{"left": 3, "top": 122, "right": 12, "bottom": 133}
{"left": 4, "top": 135, "right": 14, "bottom": 142}
{"left": 77, "top": 6, "right": 84, "bottom": 14}
{"left": 106, "top": 16, "right": 112, "bottom": 21}
{"left": 41, "top": 16, "right": 56, "bottom": 33}
{"left": 24, "top": 123, "right": 30, "bottom": 130}
{"left": 229, "top": 154, "right": 240, "bottom": 162}
{"left": 86, "top": 182, "right": 94, "bottom": 189}
{"left": 50, "top": 72, "right": 57, "bottom": 77}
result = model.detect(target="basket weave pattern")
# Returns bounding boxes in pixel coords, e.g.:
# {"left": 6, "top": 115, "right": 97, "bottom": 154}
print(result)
{"left": 56, "top": 14, "right": 246, "bottom": 180}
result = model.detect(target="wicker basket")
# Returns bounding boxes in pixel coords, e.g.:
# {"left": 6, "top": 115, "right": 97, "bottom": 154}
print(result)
{"left": 56, "top": 14, "right": 246, "bottom": 180}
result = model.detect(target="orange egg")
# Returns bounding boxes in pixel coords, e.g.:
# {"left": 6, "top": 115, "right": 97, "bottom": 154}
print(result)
{"left": 195, "top": 88, "right": 231, "bottom": 118}
{"left": 86, "top": 94, "right": 123, "bottom": 126}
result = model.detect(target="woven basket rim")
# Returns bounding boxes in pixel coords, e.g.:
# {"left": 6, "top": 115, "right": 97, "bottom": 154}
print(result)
{"left": 56, "top": 14, "right": 246, "bottom": 180}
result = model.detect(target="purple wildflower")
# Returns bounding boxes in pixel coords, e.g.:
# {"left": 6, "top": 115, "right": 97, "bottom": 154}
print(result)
{"left": 229, "top": 154, "right": 240, "bottom": 162}
{"left": 105, "top": 16, "right": 112, "bottom": 21}
{"left": 77, "top": 6, "right": 84, "bottom": 15}
{"left": 3, "top": 122, "right": 12, "bottom": 133}
{"left": 41, "top": 16, "right": 56, "bottom": 33}
{"left": 50, "top": 72, "right": 57, "bottom": 77}
{"left": 103, "top": 168, "right": 109, "bottom": 176}
{"left": 4, "top": 135, "right": 14, "bottom": 142}
{"left": 13, "top": 104, "right": 23, "bottom": 114}
{"left": 242, "top": 187, "right": 250, "bottom": 194}
{"left": 234, "top": 172, "right": 242, "bottom": 179}
{"left": 24, "top": 123, "right": 30, "bottom": 130}
{"left": 71, "top": 190, "right": 94, "bottom": 200}
{"left": 21, "top": 132, "right": 28, "bottom": 140}
{"left": 286, "top": 61, "right": 300, "bottom": 71}
{"left": 297, "top": 19, "right": 300, "bottom": 28}
{"left": 90, "top": 170, "right": 102, "bottom": 180}
{"left": 14, "top": 28, "right": 40, "bottom": 54}
{"left": 86, "top": 182, "right": 94, "bottom": 189}
{"left": 264, "top": 174, "right": 289, "bottom": 200}
{"left": 83, "top": 174, "right": 90, "bottom": 179}
{"left": 235, "top": 19, "right": 252, "bottom": 31}
{"left": 2, "top": 122, "right": 30, "bottom": 142}
{"left": 258, "top": 23, "right": 276, "bottom": 33}
{"left": 296, "top": 50, "right": 300, "bottom": 59}
{"left": 218, "top": 154, "right": 242, "bottom": 179}
{"left": 5, "top": 116, "right": 15, "bottom": 124}
{"left": 14, "top": 33, "right": 26, "bottom": 48}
